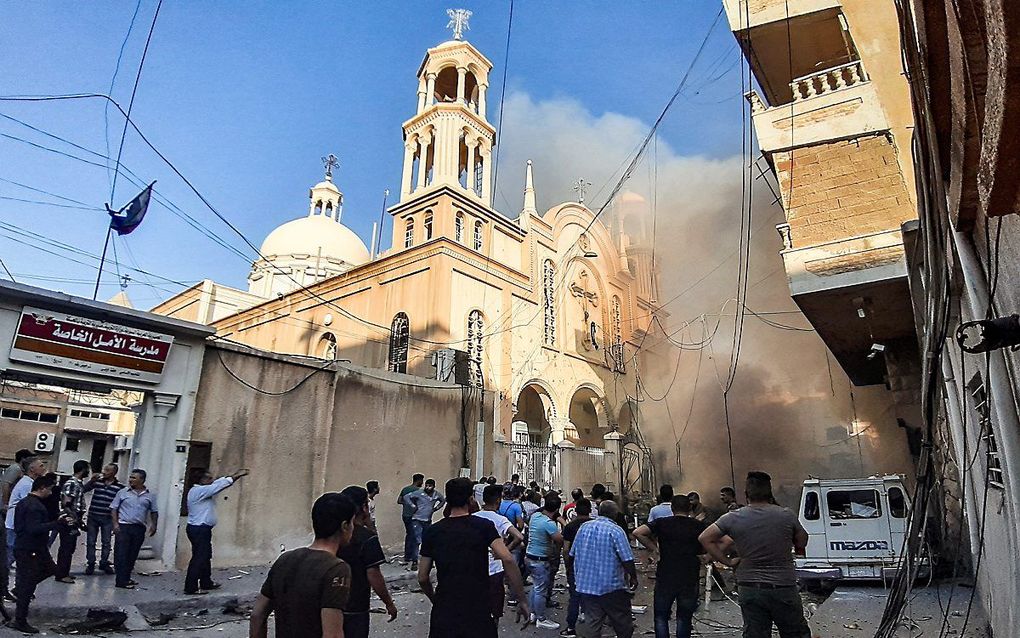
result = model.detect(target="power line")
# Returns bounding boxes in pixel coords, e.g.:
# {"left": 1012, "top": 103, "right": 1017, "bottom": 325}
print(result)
{"left": 105, "top": 0, "right": 144, "bottom": 187}
{"left": 109, "top": 0, "right": 162, "bottom": 204}
{"left": 490, "top": 0, "right": 514, "bottom": 188}
{"left": 0, "top": 115, "right": 257, "bottom": 261}
{"left": 0, "top": 257, "right": 15, "bottom": 282}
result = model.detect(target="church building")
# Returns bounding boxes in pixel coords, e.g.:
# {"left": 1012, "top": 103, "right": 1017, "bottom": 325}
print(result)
{"left": 153, "top": 22, "right": 667, "bottom": 452}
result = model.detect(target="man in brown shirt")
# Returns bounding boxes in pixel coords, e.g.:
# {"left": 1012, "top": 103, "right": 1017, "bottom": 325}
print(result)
{"left": 250, "top": 492, "right": 358, "bottom": 638}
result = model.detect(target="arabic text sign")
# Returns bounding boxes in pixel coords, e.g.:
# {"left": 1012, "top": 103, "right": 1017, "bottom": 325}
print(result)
{"left": 10, "top": 307, "right": 174, "bottom": 383}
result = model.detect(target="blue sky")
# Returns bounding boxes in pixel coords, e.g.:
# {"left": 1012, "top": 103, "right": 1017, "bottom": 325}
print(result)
{"left": 0, "top": 1, "right": 743, "bottom": 307}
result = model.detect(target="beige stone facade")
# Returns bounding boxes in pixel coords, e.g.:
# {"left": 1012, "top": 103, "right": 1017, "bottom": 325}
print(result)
{"left": 727, "top": 0, "right": 922, "bottom": 393}
{"left": 153, "top": 36, "right": 665, "bottom": 462}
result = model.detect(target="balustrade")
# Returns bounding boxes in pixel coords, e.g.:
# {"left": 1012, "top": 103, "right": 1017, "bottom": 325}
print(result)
{"left": 791, "top": 60, "right": 868, "bottom": 101}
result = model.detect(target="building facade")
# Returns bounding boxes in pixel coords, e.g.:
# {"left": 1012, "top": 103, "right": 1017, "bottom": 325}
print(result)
{"left": 0, "top": 381, "right": 138, "bottom": 475}
{"left": 154, "top": 33, "right": 667, "bottom": 479}
{"left": 894, "top": 1, "right": 1020, "bottom": 634}
{"left": 727, "top": 0, "right": 1019, "bottom": 634}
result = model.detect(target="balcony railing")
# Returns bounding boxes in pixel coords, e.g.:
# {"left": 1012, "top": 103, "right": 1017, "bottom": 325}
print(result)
{"left": 791, "top": 60, "right": 868, "bottom": 101}
{"left": 744, "top": 58, "right": 885, "bottom": 152}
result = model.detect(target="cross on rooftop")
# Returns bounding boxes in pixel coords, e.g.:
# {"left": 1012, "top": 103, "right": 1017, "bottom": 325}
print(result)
{"left": 573, "top": 178, "right": 592, "bottom": 204}
{"left": 446, "top": 9, "right": 472, "bottom": 41}
{"left": 321, "top": 153, "right": 340, "bottom": 180}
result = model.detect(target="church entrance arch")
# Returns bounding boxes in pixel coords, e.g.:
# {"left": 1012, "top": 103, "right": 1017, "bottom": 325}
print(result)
{"left": 513, "top": 382, "right": 556, "bottom": 445}
{"left": 568, "top": 385, "right": 608, "bottom": 448}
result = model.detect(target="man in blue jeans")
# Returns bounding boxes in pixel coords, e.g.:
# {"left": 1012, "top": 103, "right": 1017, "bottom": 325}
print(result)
{"left": 633, "top": 495, "right": 707, "bottom": 638}
{"left": 402, "top": 478, "right": 444, "bottom": 570}
{"left": 398, "top": 474, "right": 424, "bottom": 565}
{"left": 525, "top": 492, "right": 563, "bottom": 630}
{"left": 561, "top": 497, "right": 593, "bottom": 636}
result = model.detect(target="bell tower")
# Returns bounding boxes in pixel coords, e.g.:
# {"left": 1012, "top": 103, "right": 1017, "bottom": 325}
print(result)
{"left": 398, "top": 11, "right": 496, "bottom": 207}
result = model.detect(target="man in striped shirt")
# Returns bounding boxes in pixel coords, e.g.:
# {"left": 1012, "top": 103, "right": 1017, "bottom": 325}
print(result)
{"left": 82, "top": 464, "right": 123, "bottom": 575}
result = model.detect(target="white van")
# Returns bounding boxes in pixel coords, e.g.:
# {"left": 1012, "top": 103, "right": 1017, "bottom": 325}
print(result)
{"left": 795, "top": 475, "right": 923, "bottom": 581}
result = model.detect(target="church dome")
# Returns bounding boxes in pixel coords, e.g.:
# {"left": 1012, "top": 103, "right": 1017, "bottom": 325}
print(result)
{"left": 260, "top": 215, "right": 370, "bottom": 265}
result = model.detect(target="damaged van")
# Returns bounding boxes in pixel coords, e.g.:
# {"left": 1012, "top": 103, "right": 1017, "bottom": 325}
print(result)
{"left": 795, "top": 475, "right": 926, "bottom": 582}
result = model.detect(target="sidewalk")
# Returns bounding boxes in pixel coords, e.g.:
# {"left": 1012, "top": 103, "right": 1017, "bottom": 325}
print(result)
{"left": 7, "top": 557, "right": 419, "bottom": 629}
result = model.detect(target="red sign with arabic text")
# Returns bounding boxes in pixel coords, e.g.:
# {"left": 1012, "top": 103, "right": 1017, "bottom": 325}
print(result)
{"left": 10, "top": 307, "right": 174, "bottom": 383}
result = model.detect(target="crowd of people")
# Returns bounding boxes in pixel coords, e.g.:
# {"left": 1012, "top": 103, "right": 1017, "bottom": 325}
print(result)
{"left": 1, "top": 449, "right": 811, "bottom": 638}
{"left": 252, "top": 469, "right": 812, "bottom": 638}
{"left": 0, "top": 449, "right": 246, "bottom": 633}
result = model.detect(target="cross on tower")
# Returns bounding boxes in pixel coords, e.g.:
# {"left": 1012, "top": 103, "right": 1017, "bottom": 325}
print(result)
{"left": 573, "top": 178, "right": 592, "bottom": 204}
{"left": 321, "top": 153, "right": 340, "bottom": 180}
{"left": 446, "top": 8, "right": 472, "bottom": 40}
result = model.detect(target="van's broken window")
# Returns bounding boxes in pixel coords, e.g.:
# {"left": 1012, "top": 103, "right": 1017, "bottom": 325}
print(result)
{"left": 804, "top": 491, "right": 819, "bottom": 520}
{"left": 826, "top": 489, "right": 881, "bottom": 519}
{"left": 888, "top": 487, "right": 906, "bottom": 518}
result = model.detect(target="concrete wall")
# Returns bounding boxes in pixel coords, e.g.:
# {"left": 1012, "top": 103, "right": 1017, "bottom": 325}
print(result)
{"left": 185, "top": 342, "right": 492, "bottom": 567}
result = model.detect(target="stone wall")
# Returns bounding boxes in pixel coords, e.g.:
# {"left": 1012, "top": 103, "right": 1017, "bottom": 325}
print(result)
{"left": 774, "top": 134, "right": 916, "bottom": 248}
{"left": 181, "top": 342, "right": 492, "bottom": 567}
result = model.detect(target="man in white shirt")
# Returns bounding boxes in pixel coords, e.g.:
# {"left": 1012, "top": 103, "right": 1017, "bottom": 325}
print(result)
{"left": 5, "top": 457, "right": 47, "bottom": 573}
{"left": 183, "top": 469, "right": 247, "bottom": 595}
{"left": 473, "top": 483, "right": 524, "bottom": 629}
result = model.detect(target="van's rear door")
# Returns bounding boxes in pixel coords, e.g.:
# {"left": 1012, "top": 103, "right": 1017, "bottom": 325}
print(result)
{"left": 822, "top": 485, "right": 892, "bottom": 574}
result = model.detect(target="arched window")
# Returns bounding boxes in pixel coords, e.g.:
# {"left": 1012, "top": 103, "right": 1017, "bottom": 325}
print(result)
{"left": 473, "top": 154, "right": 484, "bottom": 195}
{"left": 314, "top": 200, "right": 323, "bottom": 216}
{"left": 611, "top": 296, "right": 625, "bottom": 372}
{"left": 424, "top": 211, "right": 434, "bottom": 241}
{"left": 319, "top": 333, "right": 337, "bottom": 360}
{"left": 473, "top": 220, "right": 483, "bottom": 251}
{"left": 543, "top": 260, "right": 556, "bottom": 346}
{"left": 388, "top": 313, "right": 410, "bottom": 373}
{"left": 324, "top": 202, "right": 333, "bottom": 219}
{"left": 467, "top": 310, "right": 484, "bottom": 388}
{"left": 455, "top": 212, "right": 465, "bottom": 243}
{"left": 458, "top": 133, "right": 468, "bottom": 188}
{"left": 404, "top": 218, "right": 414, "bottom": 248}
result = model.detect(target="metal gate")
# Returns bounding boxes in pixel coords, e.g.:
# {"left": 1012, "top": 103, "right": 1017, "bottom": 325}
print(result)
{"left": 621, "top": 442, "right": 654, "bottom": 498}
{"left": 508, "top": 443, "right": 560, "bottom": 490}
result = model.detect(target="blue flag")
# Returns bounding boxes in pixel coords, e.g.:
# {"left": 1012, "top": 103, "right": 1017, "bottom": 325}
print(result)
{"left": 108, "top": 182, "right": 155, "bottom": 236}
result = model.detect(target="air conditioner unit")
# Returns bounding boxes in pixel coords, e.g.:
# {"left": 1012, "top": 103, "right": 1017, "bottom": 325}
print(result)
{"left": 114, "top": 435, "right": 134, "bottom": 451}
{"left": 34, "top": 432, "right": 54, "bottom": 453}
{"left": 432, "top": 348, "right": 471, "bottom": 385}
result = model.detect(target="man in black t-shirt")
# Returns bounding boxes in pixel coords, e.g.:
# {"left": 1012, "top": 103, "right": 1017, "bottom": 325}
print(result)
{"left": 250, "top": 493, "right": 357, "bottom": 638}
{"left": 418, "top": 477, "right": 530, "bottom": 638}
{"left": 339, "top": 485, "right": 398, "bottom": 638}
{"left": 633, "top": 495, "right": 706, "bottom": 638}
{"left": 560, "top": 497, "right": 592, "bottom": 637}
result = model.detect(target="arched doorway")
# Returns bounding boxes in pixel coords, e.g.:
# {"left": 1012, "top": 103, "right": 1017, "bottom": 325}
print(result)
{"left": 514, "top": 383, "right": 555, "bottom": 445}
{"left": 568, "top": 386, "right": 608, "bottom": 448}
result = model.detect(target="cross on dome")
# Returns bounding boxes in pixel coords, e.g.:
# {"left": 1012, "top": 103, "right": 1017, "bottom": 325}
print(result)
{"left": 321, "top": 153, "right": 340, "bottom": 181}
{"left": 446, "top": 8, "right": 471, "bottom": 40}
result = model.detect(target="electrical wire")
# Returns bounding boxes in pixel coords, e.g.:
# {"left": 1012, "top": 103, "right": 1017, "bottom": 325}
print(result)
{"left": 0, "top": 257, "right": 15, "bottom": 282}
{"left": 105, "top": 0, "right": 144, "bottom": 186}
{"left": 0, "top": 118, "right": 252, "bottom": 260}
{"left": 109, "top": 0, "right": 162, "bottom": 204}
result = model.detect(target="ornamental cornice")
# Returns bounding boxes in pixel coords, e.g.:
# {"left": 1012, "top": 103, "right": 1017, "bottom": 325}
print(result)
{"left": 402, "top": 103, "right": 495, "bottom": 136}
